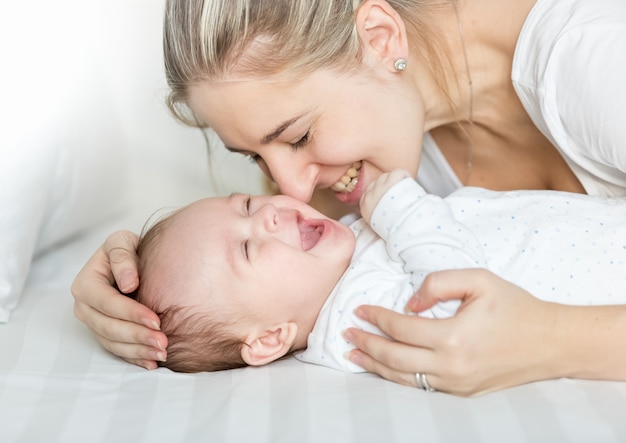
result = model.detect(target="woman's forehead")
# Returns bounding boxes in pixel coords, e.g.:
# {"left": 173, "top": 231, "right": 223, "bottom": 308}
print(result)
{"left": 187, "top": 78, "right": 317, "bottom": 143}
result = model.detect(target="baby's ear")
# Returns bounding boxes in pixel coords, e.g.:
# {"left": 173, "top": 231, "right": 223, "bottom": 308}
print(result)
{"left": 241, "top": 323, "right": 298, "bottom": 366}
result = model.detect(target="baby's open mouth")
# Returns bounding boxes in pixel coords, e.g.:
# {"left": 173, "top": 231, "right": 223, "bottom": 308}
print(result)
{"left": 298, "top": 217, "right": 325, "bottom": 251}
{"left": 330, "top": 161, "right": 362, "bottom": 193}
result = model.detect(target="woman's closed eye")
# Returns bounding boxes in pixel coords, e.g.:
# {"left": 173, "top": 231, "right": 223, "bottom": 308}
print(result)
{"left": 225, "top": 146, "right": 261, "bottom": 164}
{"left": 290, "top": 130, "right": 310, "bottom": 150}
{"left": 245, "top": 153, "right": 261, "bottom": 164}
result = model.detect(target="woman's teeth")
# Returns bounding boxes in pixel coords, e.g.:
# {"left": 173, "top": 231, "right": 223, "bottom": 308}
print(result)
{"left": 330, "top": 161, "right": 362, "bottom": 193}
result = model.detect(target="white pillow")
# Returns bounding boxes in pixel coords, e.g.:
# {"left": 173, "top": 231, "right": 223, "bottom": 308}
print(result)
{"left": 0, "top": 89, "right": 129, "bottom": 323}
{"left": 0, "top": 1, "right": 129, "bottom": 322}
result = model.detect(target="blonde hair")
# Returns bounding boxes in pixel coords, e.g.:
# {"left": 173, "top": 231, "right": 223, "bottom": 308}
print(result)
{"left": 163, "top": 0, "right": 453, "bottom": 127}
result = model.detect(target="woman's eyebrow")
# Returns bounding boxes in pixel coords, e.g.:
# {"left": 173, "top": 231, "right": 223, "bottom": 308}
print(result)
{"left": 223, "top": 113, "right": 307, "bottom": 152}
{"left": 260, "top": 114, "right": 304, "bottom": 144}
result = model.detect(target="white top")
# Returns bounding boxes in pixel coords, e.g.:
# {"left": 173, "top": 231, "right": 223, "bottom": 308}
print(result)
{"left": 417, "top": 0, "right": 626, "bottom": 198}
{"left": 296, "top": 178, "right": 626, "bottom": 372}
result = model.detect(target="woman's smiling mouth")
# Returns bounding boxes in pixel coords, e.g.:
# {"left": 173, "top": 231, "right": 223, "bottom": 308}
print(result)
{"left": 330, "top": 161, "right": 362, "bottom": 193}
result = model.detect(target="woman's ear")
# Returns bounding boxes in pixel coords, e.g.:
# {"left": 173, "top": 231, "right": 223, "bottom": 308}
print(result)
{"left": 355, "top": 0, "right": 408, "bottom": 70}
{"left": 240, "top": 322, "right": 299, "bottom": 366}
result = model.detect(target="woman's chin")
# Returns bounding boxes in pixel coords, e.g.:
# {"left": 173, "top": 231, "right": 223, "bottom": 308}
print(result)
{"left": 334, "top": 189, "right": 362, "bottom": 205}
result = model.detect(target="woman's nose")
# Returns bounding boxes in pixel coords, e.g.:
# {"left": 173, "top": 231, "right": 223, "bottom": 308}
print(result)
{"left": 264, "top": 155, "right": 317, "bottom": 203}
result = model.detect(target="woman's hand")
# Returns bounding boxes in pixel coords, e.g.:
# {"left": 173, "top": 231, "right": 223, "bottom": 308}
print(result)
{"left": 71, "top": 230, "right": 168, "bottom": 369}
{"left": 344, "top": 268, "right": 560, "bottom": 396}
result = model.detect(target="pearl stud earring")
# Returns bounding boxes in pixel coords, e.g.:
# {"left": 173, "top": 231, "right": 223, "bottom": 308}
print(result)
{"left": 394, "top": 58, "right": 407, "bottom": 71}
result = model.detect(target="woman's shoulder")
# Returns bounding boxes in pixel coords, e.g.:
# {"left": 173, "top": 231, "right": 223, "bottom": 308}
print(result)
{"left": 513, "top": 0, "right": 626, "bottom": 83}
{"left": 513, "top": 0, "right": 626, "bottom": 197}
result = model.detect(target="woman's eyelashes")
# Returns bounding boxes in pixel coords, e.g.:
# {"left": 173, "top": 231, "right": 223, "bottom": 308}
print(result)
{"left": 225, "top": 145, "right": 261, "bottom": 164}
{"left": 235, "top": 129, "right": 310, "bottom": 163}
{"left": 290, "top": 130, "right": 310, "bottom": 150}
{"left": 245, "top": 153, "right": 261, "bottom": 164}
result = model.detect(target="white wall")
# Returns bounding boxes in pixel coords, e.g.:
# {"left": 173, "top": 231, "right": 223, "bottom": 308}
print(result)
{"left": 94, "top": 0, "right": 266, "bottom": 196}
{"left": 1, "top": 0, "right": 265, "bottom": 206}
{"left": 1, "top": 0, "right": 269, "bottom": 319}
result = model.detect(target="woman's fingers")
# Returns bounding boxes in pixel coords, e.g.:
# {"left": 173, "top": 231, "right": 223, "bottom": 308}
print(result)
{"left": 125, "top": 359, "right": 160, "bottom": 371}
{"left": 350, "top": 269, "right": 553, "bottom": 396}
{"left": 72, "top": 236, "right": 161, "bottom": 331}
{"left": 405, "top": 268, "right": 490, "bottom": 313}
{"left": 72, "top": 259, "right": 162, "bottom": 336}
{"left": 345, "top": 327, "right": 433, "bottom": 387}
{"left": 71, "top": 231, "right": 165, "bottom": 367}
{"left": 80, "top": 302, "right": 168, "bottom": 367}
{"left": 72, "top": 231, "right": 159, "bottom": 327}
{"left": 80, "top": 299, "right": 166, "bottom": 347}
{"left": 104, "top": 230, "right": 140, "bottom": 293}
{"left": 75, "top": 278, "right": 160, "bottom": 330}
{"left": 348, "top": 349, "right": 421, "bottom": 388}
{"left": 97, "top": 334, "right": 167, "bottom": 366}
{"left": 354, "top": 305, "right": 444, "bottom": 347}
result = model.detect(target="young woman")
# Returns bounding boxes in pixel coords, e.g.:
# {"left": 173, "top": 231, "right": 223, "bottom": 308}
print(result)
{"left": 72, "top": 0, "right": 626, "bottom": 396}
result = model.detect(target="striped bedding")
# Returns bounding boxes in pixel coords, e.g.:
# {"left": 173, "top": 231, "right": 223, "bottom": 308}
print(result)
{"left": 2, "top": 182, "right": 626, "bottom": 443}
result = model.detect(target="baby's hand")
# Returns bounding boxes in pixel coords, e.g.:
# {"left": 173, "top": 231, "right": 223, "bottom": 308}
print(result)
{"left": 359, "top": 169, "right": 412, "bottom": 223}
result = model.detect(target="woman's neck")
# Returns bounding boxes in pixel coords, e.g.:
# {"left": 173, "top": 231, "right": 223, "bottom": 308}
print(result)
{"left": 418, "top": 0, "right": 537, "bottom": 131}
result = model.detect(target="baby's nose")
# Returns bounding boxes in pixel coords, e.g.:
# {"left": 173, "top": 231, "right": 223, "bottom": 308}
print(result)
{"left": 258, "top": 204, "right": 279, "bottom": 232}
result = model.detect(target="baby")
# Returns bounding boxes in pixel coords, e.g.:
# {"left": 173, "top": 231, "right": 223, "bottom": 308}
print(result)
{"left": 133, "top": 169, "right": 626, "bottom": 373}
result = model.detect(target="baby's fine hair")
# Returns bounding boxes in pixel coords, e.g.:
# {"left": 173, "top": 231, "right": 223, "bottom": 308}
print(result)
{"left": 134, "top": 211, "right": 248, "bottom": 373}
{"left": 163, "top": 0, "right": 452, "bottom": 126}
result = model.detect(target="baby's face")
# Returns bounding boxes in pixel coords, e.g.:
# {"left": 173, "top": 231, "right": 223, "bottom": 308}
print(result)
{"left": 160, "top": 193, "right": 356, "bottom": 332}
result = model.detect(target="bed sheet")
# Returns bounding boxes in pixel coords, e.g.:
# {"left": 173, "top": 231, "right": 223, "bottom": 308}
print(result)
{"left": 1, "top": 173, "right": 626, "bottom": 443}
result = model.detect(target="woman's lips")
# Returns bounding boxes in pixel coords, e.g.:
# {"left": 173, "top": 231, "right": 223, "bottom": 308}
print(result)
{"left": 333, "top": 162, "right": 365, "bottom": 205}
{"left": 330, "top": 161, "right": 362, "bottom": 193}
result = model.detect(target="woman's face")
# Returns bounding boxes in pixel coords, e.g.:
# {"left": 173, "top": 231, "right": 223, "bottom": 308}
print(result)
{"left": 187, "top": 68, "right": 425, "bottom": 206}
